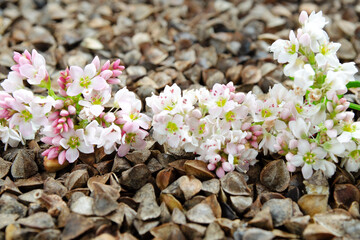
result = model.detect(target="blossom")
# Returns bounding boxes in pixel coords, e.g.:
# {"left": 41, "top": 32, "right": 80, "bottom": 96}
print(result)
{"left": 117, "top": 122, "right": 148, "bottom": 157}
{"left": 18, "top": 49, "right": 48, "bottom": 85}
{"left": 66, "top": 63, "right": 108, "bottom": 96}
{"left": 291, "top": 140, "right": 335, "bottom": 179}
{"left": 0, "top": 124, "right": 22, "bottom": 149}
{"left": 59, "top": 129, "right": 94, "bottom": 163}
{"left": 79, "top": 87, "right": 111, "bottom": 117}
{"left": 97, "top": 123, "right": 122, "bottom": 154}
{"left": 269, "top": 30, "right": 299, "bottom": 64}
{"left": 293, "top": 64, "right": 315, "bottom": 94}
{"left": 152, "top": 113, "right": 184, "bottom": 148}
{"left": 145, "top": 84, "right": 182, "bottom": 115}
{"left": 1, "top": 71, "right": 24, "bottom": 93}
{"left": 315, "top": 42, "right": 341, "bottom": 67}
{"left": 342, "top": 141, "right": 360, "bottom": 172}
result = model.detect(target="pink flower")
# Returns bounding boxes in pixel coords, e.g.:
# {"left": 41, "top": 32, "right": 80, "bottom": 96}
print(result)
{"left": 18, "top": 49, "right": 48, "bottom": 85}
{"left": 1, "top": 71, "right": 24, "bottom": 93}
{"left": 66, "top": 63, "right": 108, "bottom": 96}
{"left": 117, "top": 122, "right": 148, "bottom": 157}
{"left": 60, "top": 129, "right": 94, "bottom": 163}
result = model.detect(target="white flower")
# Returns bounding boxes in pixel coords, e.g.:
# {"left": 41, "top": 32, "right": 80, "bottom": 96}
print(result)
{"left": 145, "top": 84, "right": 182, "bottom": 115}
{"left": 269, "top": 30, "right": 299, "bottom": 64}
{"left": 152, "top": 113, "right": 184, "bottom": 148}
{"left": 289, "top": 118, "right": 311, "bottom": 139}
{"left": 301, "top": 11, "right": 329, "bottom": 52}
{"left": 342, "top": 141, "right": 360, "bottom": 172}
{"left": 291, "top": 140, "right": 335, "bottom": 179}
{"left": 315, "top": 42, "right": 341, "bottom": 67}
{"left": 0, "top": 125, "right": 22, "bottom": 149}
{"left": 1, "top": 71, "right": 24, "bottom": 93}
{"left": 97, "top": 124, "right": 122, "bottom": 154}
{"left": 338, "top": 122, "right": 360, "bottom": 143}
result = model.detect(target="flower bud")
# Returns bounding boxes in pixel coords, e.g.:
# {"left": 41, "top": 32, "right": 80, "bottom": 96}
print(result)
{"left": 325, "top": 120, "right": 334, "bottom": 129}
{"left": 67, "top": 118, "right": 74, "bottom": 129}
{"left": 216, "top": 167, "right": 225, "bottom": 178}
{"left": 60, "top": 110, "right": 69, "bottom": 117}
{"left": 104, "top": 112, "right": 116, "bottom": 123}
{"left": 299, "top": 33, "right": 311, "bottom": 46}
{"left": 336, "top": 112, "right": 346, "bottom": 120}
{"left": 54, "top": 100, "right": 64, "bottom": 109}
{"left": 326, "top": 129, "right": 337, "bottom": 138}
{"left": 222, "top": 162, "right": 233, "bottom": 172}
{"left": 241, "top": 122, "right": 251, "bottom": 131}
{"left": 326, "top": 102, "right": 333, "bottom": 112}
{"left": 345, "top": 112, "right": 355, "bottom": 122}
{"left": 299, "top": 11, "right": 308, "bottom": 24}
{"left": 68, "top": 105, "right": 76, "bottom": 115}
{"left": 280, "top": 109, "right": 290, "bottom": 120}
{"left": 207, "top": 163, "right": 216, "bottom": 171}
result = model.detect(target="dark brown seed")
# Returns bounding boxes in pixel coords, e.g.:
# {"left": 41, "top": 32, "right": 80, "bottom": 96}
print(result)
{"left": 221, "top": 171, "right": 251, "bottom": 196}
{"left": 260, "top": 159, "right": 290, "bottom": 192}
{"left": 61, "top": 213, "right": 94, "bottom": 240}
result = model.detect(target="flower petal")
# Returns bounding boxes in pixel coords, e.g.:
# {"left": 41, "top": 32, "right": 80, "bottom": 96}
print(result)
{"left": 66, "top": 148, "right": 79, "bottom": 163}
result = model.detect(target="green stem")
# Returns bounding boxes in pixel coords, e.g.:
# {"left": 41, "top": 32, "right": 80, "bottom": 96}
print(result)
{"left": 346, "top": 81, "right": 360, "bottom": 89}
{"left": 349, "top": 102, "right": 360, "bottom": 111}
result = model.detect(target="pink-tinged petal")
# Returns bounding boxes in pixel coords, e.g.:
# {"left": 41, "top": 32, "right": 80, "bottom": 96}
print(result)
{"left": 216, "top": 167, "right": 225, "bottom": 178}
{"left": 207, "top": 163, "right": 216, "bottom": 171}
{"left": 92, "top": 56, "right": 100, "bottom": 70}
{"left": 78, "top": 142, "right": 94, "bottom": 154}
{"left": 9, "top": 113, "right": 22, "bottom": 128}
{"left": 117, "top": 144, "right": 130, "bottom": 157}
{"left": 1, "top": 71, "right": 24, "bottom": 93}
{"left": 90, "top": 105, "right": 104, "bottom": 117}
{"left": 84, "top": 63, "right": 97, "bottom": 78}
{"left": 222, "top": 162, "right": 233, "bottom": 172}
{"left": 123, "top": 122, "right": 139, "bottom": 133}
{"left": 69, "top": 66, "right": 84, "bottom": 80}
{"left": 100, "top": 70, "right": 113, "bottom": 80}
{"left": 41, "top": 136, "right": 53, "bottom": 145}
{"left": 13, "top": 89, "right": 34, "bottom": 104}
{"left": 60, "top": 138, "right": 69, "bottom": 149}
{"left": 58, "top": 150, "right": 66, "bottom": 165}
{"left": 19, "top": 64, "right": 36, "bottom": 79}
{"left": 132, "top": 138, "right": 146, "bottom": 149}
{"left": 66, "top": 148, "right": 79, "bottom": 163}
{"left": 32, "top": 50, "right": 46, "bottom": 68}
{"left": 19, "top": 122, "right": 34, "bottom": 138}
{"left": 66, "top": 80, "right": 83, "bottom": 96}
{"left": 90, "top": 76, "right": 107, "bottom": 90}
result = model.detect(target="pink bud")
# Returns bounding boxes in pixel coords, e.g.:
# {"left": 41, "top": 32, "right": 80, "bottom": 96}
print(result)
{"left": 92, "top": 56, "right": 100, "bottom": 70}
{"left": 335, "top": 105, "right": 344, "bottom": 112}
{"left": 343, "top": 101, "right": 350, "bottom": 109}
{"left": 57, "top": 79, "right": 65, "bottom": 89}
{"left": 54, "top": 100, "right": 64, "bottom": 109}
{"left": 41, "top": 137, "right": 53, "bottom": 145}
{"left": 280, "top": 109, "right": 290, "bottom": 120}
{"left": 67, "top": 118, "right": 74, "bottom": 129}
{"left": 289, "top": 139, "right": 298, "bottom": 149}
{"left": 56, "top": 124, "right": 63, "bottom": 130}
{"left": 112, "top": 59, "right": 120, "bottom": 68}
{"left": 52, "top": 119, "right": 59, "bottom": 128}
{"left": 216, "top": 167, "right": 225, "bottom": 178}
{"left": 253, "top": 130, "right": 263, "bottom": 136}
{"left": 104, "top": 112, "right": 116, "bottom": 123}
{"left": 299, "top": 33, "right": 311, "bottom": 46}
{"left": 207, "top": 163, "right": 216, "bottom": 171}
{"left": 222, "top": 162, "right": 233, "bottom": 172}
{"left": 60, "top": 110, "right": 69, "bottom": 117}
{"left": 101, "top": 60, "right": 110, "bottom": 71}
{"left": 112, "top": 70, "right": 122, "bottom": 77}
{"left": 58, "top": 150, "right": 66, "bottom": 165}
{"left": 48, "top": 111, "right": 59, "bottom": 121}
{"left": 336, "top": 112, "right": 346, "bottom": 120}
{"left": 250, "top": 141, "right": 258, "bottom": 148}
{"left": 324, "top": 120, "right": 334, "bottom": 129}
{"left": 68, "top": 105, "right": 76, "bottom": 115}
{"left": 345, "top": 112, "right": 355, "bottom": 122}
{"left": 41, "top": 148, "right": 51, "bottom": 156}
{"left": 107, "top": 78, "right": 121, "bottom": 84}
{"left": 241, "top": 122, "right": 251, "bottom": 131}
{"left": 299, "top": 11, "right": 308, "bottom": 24}
{"left": 58, "top": 117, "right": 66, "bottom": 124}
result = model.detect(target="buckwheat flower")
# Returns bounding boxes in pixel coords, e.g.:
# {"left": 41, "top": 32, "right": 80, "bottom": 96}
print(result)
{"left": 301, "top": 11, "right": 329, "bottom": 52}
{"left": 293, "top": 64, "right": 315, "bottom": 94}
{"left": 207, "top": 83, "right": 236, "bottom": 118}
{"left": 0, "top": 124, "right": 22, "bottom": 149}
{"left": 60, "top": 129, "right": 94, "bottom": 163}
{"left": 337, "top": 122, "right": 360, "bottom": 143}
{"left": 118, "top": 122, "right": 148, "bottom": 157}
{"left": 254, "top": 97, "right": 279, "bottom": 123}
{"left": 84, "top": 120, "right": 103, "bottom": 146}
{"left": 315, "top": 42, "right": 341, "bottom": 67}
{"left": 283, "top": 57, "right": 305, "bottom": 77}
{"left": 1, "top": 71, "right": 25, "bottom": 93}
{"left": 291, "top": 140, "right": 335, "bottom": 179}
{"left": 269, "top": 30, "right": 299, "bottom": 64}
{"left": 66, "top": 63, "right": 108, "bottom": 96}
{"left": 30, "top": 96, "right": 55, "bottom": 116}
{"left": 97, "top": 123, "right": 122, "bottom": 154}
{"left": 146, "top": 84, "right": 182, "bottom": 115}
{"left": 342, "top": 141, "right": 360, "bottom": 172}
{"left": 79, "top": 88, "right": 111, "bottom": 117}
{"left": 152, "top": 113, "right": 184, "bottom": 148}
{"left": 18, "top": 49, "right": 48, "bottom": 85}
{"left": 325, "top": 64, "right": 357, "bottom": 95}
{"left": 289, "top": 118, "right": 311, "bottom": 139}
{"left": 114, "top": 87, "right": 137, "bottom": 110}
{"left": 322, "top": 139, "right": 345, "bottom": 162}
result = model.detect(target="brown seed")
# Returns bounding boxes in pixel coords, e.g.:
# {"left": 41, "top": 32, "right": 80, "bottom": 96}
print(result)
{"left": 0, "top": 194, "right": 27, "bottom": 217}
{"left": 160, "top": 193, "right": 184, "bottom": 213}
{"left": 242, "top": 228, "right": 275, "bottom": 240}
{"left": 241, "top": 65, "right": 262, "bottom": 85}
{"left": 87, "top": 174, "right": 111, "bottom": 192}
{"left": 298, "top": 194, "right": 328, "bottom": 217}
{"left": 0, "top": 157, "right": 12, "bottom": 179}
{"left": 313, "top": 209, "right": 352, "bottom": 237}
{"left": 156, "top": 168, "right": 176, "bottom": 191}
{"left": 62, "top": 213, "right": 94, "bottom": 240}
{"left": 334, "top": 184, "right": 360, "bottom": 209}
{"left": 120, "top": 164, "right": 151, "bottom": 190}
{"left": 91, "top": 182, "right": 120, "bottom": 216}
{"left": 226, "top": 65, "right": 243, "bottom": 84}
{"left": 65, "top": 169, "right": 89, "bottom": 190}
{"left": 186, "top": 203, "right": 216, "bottom": 224}
{"left": 284, "top": 215, "right": 310, "bottom": 235}
{"left": 181, "top": 223, "right": 207, "bottom": 239}
{"left": 303, "top": 223, "right": 335, "bottom": 240}
{"left": 202, "top": 179, "right": 220, "bottom": 196}
{"left": 125, "top": 150, "right": 151, "bottom": 164}
{"left": 202, "top": 69, "right": 226, "bottom": 89}
{"left": 147, "top": 158, "right": 164, "bottom": 173}
{"left": 184, "top": 160, "right": 215, "bottom": 180}
{"left": 11, "top": 149, "right": 38, "bottom": 179}
{"left": 221, "top": 171, "right": 251, "bottom": 196}
{"left": 133, "top": 219, "right": 159, "bottom": 236}
{"left": 171, "top": 207, "right": 186, "bottom": 225}
{"left": 204, "top": 222, "right": 225, "bottom": 240}
{"left": 168, "top": 159, "right": 187, "bottom": 174}
{"left": 348, "top": 201, "right": 360, "bottom": 219}
{"left": 17, "top": 212, "right": 54, "bottom": 229}
{"left": 179, "top": 175, "right": 202, "bottom": 200}
{"left": 262, "top": 198, "right": 293, "bottom": 227}
{"left": 137, "top": 199, "right": 161, "bottom": 221}
{"left": 248, "top": 207, "right": 273, "bottom": 230}
{"left": 0, "top": 214, "right": 19, "bottom": 230}
{"left": 43, "top": 177, "right": 67, "bottom": 198}
{"left": 111, "top": 155, "right": 131, "bottom": 173}
{"left": 70, "top": 196, "right": 94, "bottom": 216}
{"left": 150, "top": 222, "right": 186, "bottom": 240}
{"left": 260, "top": 159, "right": 290, "bottom": 192}
{"left": 202, "top": 194, "right": 222, "bottom": 219}
{"left": 0, "top": 176, "right": 22, "bottom": 196}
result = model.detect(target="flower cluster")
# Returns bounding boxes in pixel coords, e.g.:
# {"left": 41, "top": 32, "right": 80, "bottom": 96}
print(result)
{"left": 147, "top": 11, "right": 360, "bottom": 179}
{"left": 0, "top": 50, "right": 151, "bottom": 165}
